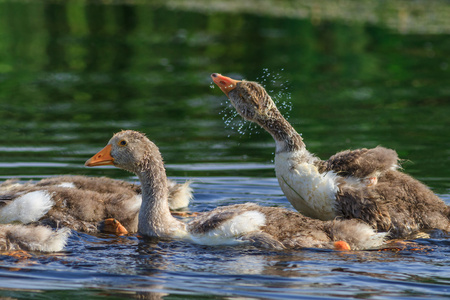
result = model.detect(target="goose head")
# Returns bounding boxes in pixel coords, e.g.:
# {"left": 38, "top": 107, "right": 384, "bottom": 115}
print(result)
{"left": 85, "top": 130, "right": 184, "bottom": 238}
{"left": 85, "top": 130, "right": 161, "bottom": 174}
{"left": 211, "top": 73, "right": 277, "bottom": 125}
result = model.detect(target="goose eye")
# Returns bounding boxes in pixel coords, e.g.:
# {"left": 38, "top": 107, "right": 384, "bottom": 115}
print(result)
{"left": 118, "top": 140, "right": 127, "bottom": 146}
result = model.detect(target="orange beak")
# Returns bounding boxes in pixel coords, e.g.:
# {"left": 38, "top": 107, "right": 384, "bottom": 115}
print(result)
{"left": 211, "top": 73, "right": 240, "bottom": 96}
{"left": 85, "top": 144, "right": 114, "bottom": 167}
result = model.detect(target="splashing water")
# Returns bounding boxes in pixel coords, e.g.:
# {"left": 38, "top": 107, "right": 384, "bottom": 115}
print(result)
{"left": 219, "top": 102, "right": 254, "bottom": 136}
{"left": 219, "top": 68, "right": 292, "bottom": 137}
{"left": 257, "top": 68, "right": 293, "bottom": 120}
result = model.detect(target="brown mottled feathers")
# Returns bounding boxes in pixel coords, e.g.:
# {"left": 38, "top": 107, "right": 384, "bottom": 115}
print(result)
{"left": 0, "top": 176, "right": 141, "bottom": 233}
{"left": 188, "top": 203, "right": 330, "bottom": 249}
{"left": 0, "top": 175, "right": 190, "bottom": 233}
{"left": 217, "top": 75, "right": 450, "bottom": 239}
{"left": 188, "top": 203, "right": 382, "bottom": 250}
{"left": 333, "top": 170, "right": 450, "bottom": 237}
{"left": 233, "top": 82, "right": 305, "bottom": 152}
{"left": 44, "top": 186, "right": 140, "bottom": 233}
{"left": 318, "top": 146, "right": 399, "bottom": 178}
{"left": 35, "top": 176, "right": 142, "bottom": 194}
{"left": 313, "top": 146, "right": 450, "bottom": 237}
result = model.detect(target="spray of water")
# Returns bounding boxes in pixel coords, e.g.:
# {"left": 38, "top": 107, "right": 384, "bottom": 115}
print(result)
{"left": 214, "top": 68, "right": 293, "bottom": 138}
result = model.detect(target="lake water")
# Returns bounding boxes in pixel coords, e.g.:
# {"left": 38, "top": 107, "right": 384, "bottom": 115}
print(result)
{"left": 0, "top": 0, "right": 449, "bottom": 299}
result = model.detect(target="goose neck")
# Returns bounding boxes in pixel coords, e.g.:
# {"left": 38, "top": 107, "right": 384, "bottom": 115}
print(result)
{"left": 259, "top": 109, "right": 305, "bottom": 153}
{"left": 137, "top": 165, "right": 185, "bottom": 238}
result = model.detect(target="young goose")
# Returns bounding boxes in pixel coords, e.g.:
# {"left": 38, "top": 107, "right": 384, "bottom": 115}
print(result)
{"left": 211, "top": 73, "right": 450, "bottom": 238}
{"left": 0, "top": 224, "right": 70, "bottom": 252}
{"left": 85, "top": 130, "right": 387, "bottom": 251}
{"left": 0, "top": 175, "right": 192, "bottom": 234}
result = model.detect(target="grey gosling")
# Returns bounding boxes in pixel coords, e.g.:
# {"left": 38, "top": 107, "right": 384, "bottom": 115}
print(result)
{"left": 212, "top": 73, "right": 450, "bottom": 239}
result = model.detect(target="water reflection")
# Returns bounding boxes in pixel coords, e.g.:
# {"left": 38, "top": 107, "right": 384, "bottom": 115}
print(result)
{"left": 1, "top": 223, "right": 449, "bottom": 299}
{"left": 1, "top": 0, "right": 448, "bottom": 187}
{"left": 0, "top": 1, "right": 449, "bottom": 299}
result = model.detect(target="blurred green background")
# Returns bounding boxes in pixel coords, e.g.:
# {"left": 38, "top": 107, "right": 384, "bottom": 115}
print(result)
{"left": 0, "top": 0, "right": 449, "bottom": 192}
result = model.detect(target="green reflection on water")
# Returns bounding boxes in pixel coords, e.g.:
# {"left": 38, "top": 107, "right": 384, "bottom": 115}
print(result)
{"left": 0, "top": 1, "right": 448, "bottom": 193}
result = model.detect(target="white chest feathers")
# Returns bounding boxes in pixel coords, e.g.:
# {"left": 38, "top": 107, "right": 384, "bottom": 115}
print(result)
{"left": 275, "top": 152, "right": 338, "bottom": 220}
{"left": 0, "top": 191, "right": 54, "bottom": 224}
{"left": 189, "top": 211, "right": 266, "bottom": 246}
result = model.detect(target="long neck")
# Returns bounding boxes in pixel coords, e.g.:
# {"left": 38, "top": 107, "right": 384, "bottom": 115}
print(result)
{"left": 137, "top": 156, "right": 185, "bottom": 238}
{"left": 257, "top": 108, "right": 305, "bottom": 153}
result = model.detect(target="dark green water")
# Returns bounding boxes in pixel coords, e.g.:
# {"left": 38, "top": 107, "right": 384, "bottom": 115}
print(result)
{"left": 0, "top": 1, "right": 449, "bottom": 299}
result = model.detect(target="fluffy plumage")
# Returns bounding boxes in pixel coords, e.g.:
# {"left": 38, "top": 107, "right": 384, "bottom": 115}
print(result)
{"left": 85, "top": 130, "right": 387, "bottom": 251}
{"left": 0, "top": 224, "right": 70, "bottom": 252}
{"left": 318, "top": 146, "right": 399, "bottom": 179}
{"left": 212, "top": 73, "right": 450, "bottom": 238}
{"left": 0, "top": 175, "right": 192, "bottom": 233}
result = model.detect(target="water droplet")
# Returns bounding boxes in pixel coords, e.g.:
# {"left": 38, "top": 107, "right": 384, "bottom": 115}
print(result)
{"left": 219, "top": 68, "right": 293, "bottom": 138}
{"left": 257, "top": 68, "right": 293, "bottom": 120}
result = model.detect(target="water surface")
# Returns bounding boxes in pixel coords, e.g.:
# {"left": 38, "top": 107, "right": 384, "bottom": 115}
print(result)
{"left": 0, "top": 1, "right": 449, "bottom": 299}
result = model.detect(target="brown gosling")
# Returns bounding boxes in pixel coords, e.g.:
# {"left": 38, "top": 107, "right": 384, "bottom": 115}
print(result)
{"left": 211, "top": 73, "right": 450, "bottom": 238}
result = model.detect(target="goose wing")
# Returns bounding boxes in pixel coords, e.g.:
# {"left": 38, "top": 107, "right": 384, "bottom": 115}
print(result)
{"left": 322, "top": 146, "right": 399, "bottom": 179}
